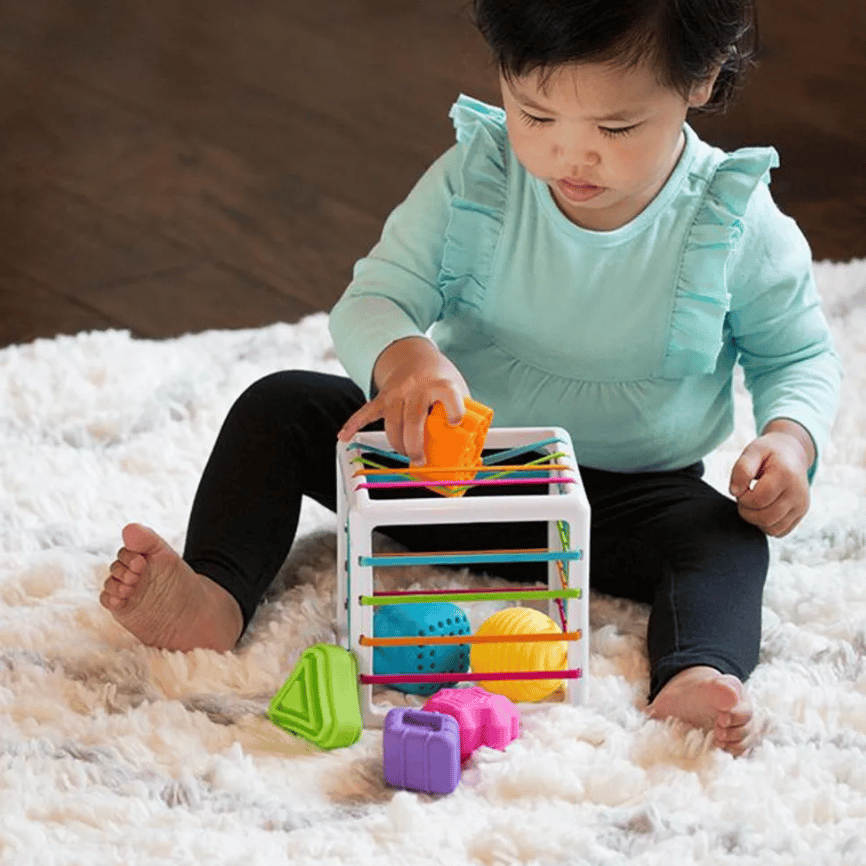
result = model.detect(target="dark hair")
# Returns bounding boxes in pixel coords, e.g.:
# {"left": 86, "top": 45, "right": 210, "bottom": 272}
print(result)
{"left": 471, "top": 0, "right": 757, "bottom": 113}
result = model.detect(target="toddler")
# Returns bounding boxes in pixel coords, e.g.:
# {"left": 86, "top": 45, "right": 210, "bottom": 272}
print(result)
{"left": 102, "top": 0, "right": 841, "bottom": 756}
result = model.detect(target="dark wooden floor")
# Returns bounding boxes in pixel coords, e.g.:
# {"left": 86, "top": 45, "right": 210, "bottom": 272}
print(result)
{"left": 1, "top": 0, "right": 864, "bottom": 347}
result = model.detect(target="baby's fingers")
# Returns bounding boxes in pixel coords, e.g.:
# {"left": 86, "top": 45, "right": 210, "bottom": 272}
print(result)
{"left": 766, "top": 506, "right": 804, "bottom": 537}
{"left": 337, "top": 397, "right": 383, "bottom": 443}
{"left": 738, "top": 497, "right": 802, "bottom": 537}
{"left": 736, "top": 471, "right": 803, "bottom": 536}
{"left": 400, "top": 392, "right": 434, "bottom": 465}
{"left": 729, "top": 446, "right": 764, "bottom": 498}
{"left": 734, "top": 473, "right": 783, "bottom": 512}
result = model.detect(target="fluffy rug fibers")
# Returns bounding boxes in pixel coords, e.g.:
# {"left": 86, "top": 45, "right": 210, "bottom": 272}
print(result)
{"left": 1, "top": 260, "right": 865, "bottom": 866}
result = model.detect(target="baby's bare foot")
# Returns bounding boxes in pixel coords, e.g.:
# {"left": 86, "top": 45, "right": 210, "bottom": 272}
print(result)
{"left": 101, "top": 523, "right": 243, "bottom": 652}
{"left": 647, "top": 666, "right": 760, "bottom": 756}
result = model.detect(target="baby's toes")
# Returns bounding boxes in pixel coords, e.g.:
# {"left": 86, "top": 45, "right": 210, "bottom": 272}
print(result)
{"left": 107, "top": 572, "right": 136, "bottom": 595}
{"left": 109, "top": 559, "right": 140, "bottom": 587}
{"left": 116, "top": 548, "right": 147, "bottom": 575}
{"left": 100, "top": 592, "right": 120, "bottom": 610}
{"left": 100, "top": 579, "right": 129, "bottom": 609}
{"left": 714, "top": 719, "right": 756, "bottom": 755}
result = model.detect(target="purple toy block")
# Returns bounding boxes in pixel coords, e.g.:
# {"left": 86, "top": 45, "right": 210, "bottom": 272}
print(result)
{"left": 423, "top": 686, "right": 520, "bottom": 763}
{"left": 383, "top": 708, "right": 461, "bottom": 795}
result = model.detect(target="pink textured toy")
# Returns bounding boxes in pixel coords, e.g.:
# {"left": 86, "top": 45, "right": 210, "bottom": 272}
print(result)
{"left": 423, "top": 686, "right": 520, "bottom": 763}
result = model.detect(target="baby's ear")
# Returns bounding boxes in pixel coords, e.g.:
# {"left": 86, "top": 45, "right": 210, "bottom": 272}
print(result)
{"left": 688, "top": 66, "right": 722, "bottom": 108}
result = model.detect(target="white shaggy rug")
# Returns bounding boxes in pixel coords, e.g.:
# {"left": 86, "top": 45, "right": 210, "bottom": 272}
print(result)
{"left": 1, "top": 260, "right": 865, "bottom": 866}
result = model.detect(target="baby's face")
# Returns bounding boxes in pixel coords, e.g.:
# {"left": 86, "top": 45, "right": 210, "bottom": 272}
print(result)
{"left": 500, "top": 61, "right": 713, "bottom": 231}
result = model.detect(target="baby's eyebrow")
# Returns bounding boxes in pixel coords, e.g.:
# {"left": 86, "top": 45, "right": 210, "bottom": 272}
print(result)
{"left": 512, "top": 91, "right": 554, "bottom": 113}
{"left": 590, "top": 111, "right": 640, "bottom": 123}
{"left": 508, "top": 85, "right": 640, "bottom": 123}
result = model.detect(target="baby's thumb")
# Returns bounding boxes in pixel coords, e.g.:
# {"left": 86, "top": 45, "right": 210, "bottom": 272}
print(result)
{"left": 443, "top": 394, "right": 467, "bottom": 426}
{"left": 730, "top": 444, "right": 764, "bottom": 498}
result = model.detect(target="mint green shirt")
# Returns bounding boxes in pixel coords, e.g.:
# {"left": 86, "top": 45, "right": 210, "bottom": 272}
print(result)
{"left": 329, "top": 95, "right": 841, "bottom": 476}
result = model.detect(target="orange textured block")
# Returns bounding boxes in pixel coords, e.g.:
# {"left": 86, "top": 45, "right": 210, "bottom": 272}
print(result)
{"left": 410, "top": 398, "right": 494, "bottom": 495}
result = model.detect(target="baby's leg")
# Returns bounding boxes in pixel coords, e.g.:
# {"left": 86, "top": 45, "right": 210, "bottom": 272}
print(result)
{"left": 586, "top": 465, "right": 769, "bottom": 755}
{"left": 645, "top": 485, "right": 768, "bottom": 755}
{"left": 101, "top": 371, "right": 366, "bottom": 650}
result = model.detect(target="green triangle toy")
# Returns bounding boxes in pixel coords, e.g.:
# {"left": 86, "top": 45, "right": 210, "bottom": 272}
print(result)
{"left": 268, "top": 643, "right": 363, "bottom": 750}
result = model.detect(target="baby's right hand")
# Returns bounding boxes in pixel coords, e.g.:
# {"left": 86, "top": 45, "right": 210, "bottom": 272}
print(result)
{"left": 337, "top": 336, "right": 470, "bottom": 464}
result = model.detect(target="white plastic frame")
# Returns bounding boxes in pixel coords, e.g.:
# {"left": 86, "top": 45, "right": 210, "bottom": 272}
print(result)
{"left": 336, "top": 426, "right": 590, "bottom": 728}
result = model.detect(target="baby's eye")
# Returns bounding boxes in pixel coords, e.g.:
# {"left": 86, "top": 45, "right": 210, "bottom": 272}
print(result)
{"left": 599, "top": 124, "right": 639, "bottom": 138}
{"left": 519, "top": 110, "right": 552, "bottom": 127}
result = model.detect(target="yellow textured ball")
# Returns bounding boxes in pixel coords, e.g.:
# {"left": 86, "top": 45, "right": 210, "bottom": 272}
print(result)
{"left": 470, "top": 607, "right": 567, "bottom": 702}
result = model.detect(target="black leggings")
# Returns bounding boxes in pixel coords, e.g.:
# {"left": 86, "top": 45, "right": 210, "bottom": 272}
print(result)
{"left": 183, "top": 371, "right": 769, "bottom": 700}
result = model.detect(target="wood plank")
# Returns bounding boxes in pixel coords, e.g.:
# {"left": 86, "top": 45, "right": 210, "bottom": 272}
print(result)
{"left": 0, "top": 174, "right": 317, "bottom": 340}
{"left": 0, "top": 182, "right": 194, "bottom": 294}
{"left": 81, "top": 263, "right": 315, "bottom": 338}
{"left": 0, "top": 0, "right": 460, "bottom": 212}
{"left": 0, "top": 263, "right": 120, "bottom": 346}
{"left": 0, "top": 56, "right": 381, "bottom": 311}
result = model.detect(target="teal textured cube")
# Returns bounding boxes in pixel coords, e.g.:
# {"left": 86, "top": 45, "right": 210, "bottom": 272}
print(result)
{"left": 373, "top": 602, "right": 470, "bottom": 696}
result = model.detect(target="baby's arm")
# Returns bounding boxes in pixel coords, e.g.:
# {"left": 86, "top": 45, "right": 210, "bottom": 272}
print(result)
{"left": 329, "top": 144, "right": 469, "bottom": 463}
{"left": 726, "top": 185, "right": 841, "bottom": 537}
{"left": 337, "top": 336, "right": 469, "bottom": 464}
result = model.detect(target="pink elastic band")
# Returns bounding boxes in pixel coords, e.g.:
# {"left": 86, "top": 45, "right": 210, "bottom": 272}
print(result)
{"left": 360, "top": 669, "right": 581, "bottom": 685}
{"left": 357, "top": 477, "right": 575, "bottom": 490}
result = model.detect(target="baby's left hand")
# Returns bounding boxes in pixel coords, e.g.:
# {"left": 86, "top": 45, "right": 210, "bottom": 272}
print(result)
{"left": 729, "top": 424, "right": 813, "bottom": 538}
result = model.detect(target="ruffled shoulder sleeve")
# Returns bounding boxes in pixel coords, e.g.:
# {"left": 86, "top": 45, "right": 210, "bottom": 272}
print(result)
{"left": 439, "top": 95, "right": 509, "bottom": 310}
{"left": 449, "top": 94, "right": 507, "bottom": 146}
{"left": 662, "top": 144, "right": 780, "bottom": 377}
